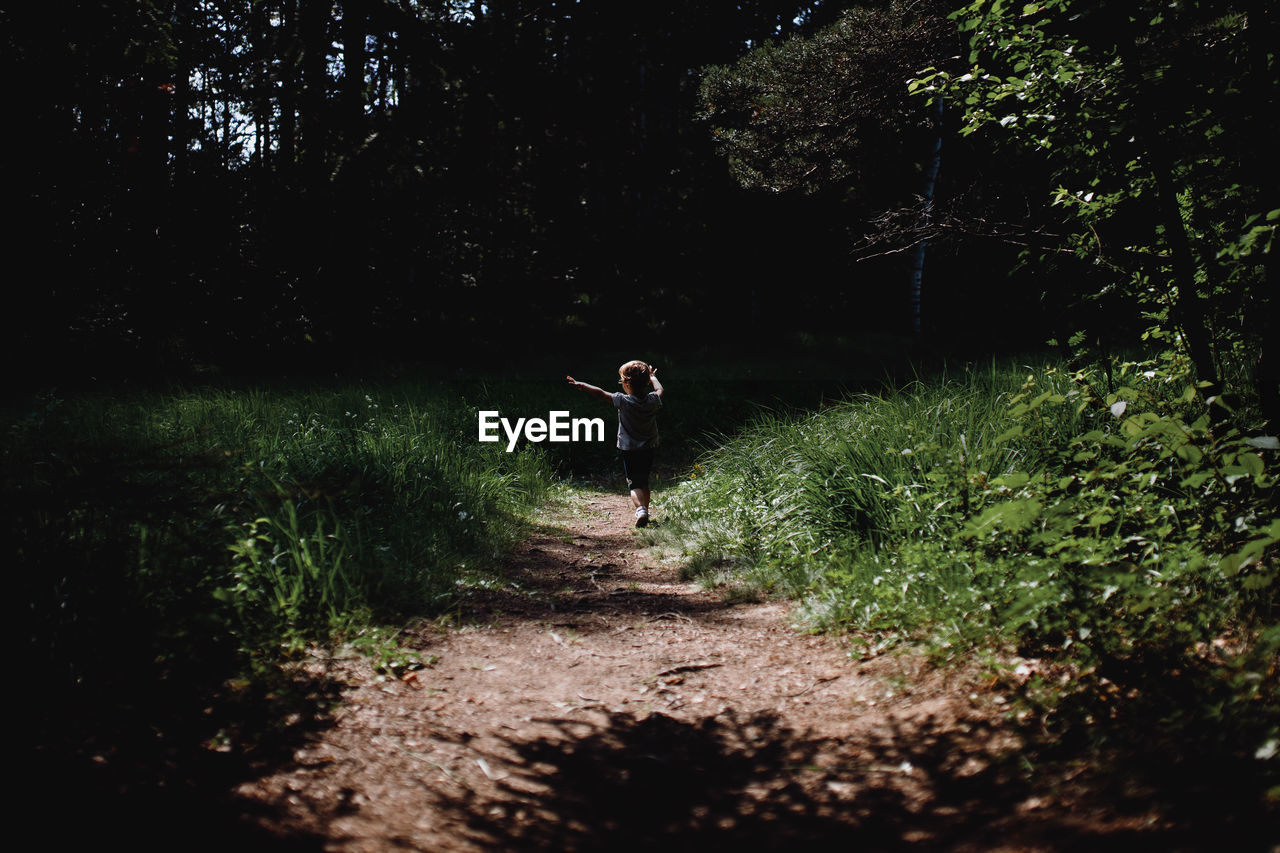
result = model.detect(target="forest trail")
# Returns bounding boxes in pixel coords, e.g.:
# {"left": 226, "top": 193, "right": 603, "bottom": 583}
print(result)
{"left": 235, "top": 490, "right": 1160, "bottom": 851}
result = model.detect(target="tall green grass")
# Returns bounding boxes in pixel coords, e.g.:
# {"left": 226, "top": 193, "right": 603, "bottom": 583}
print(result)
{"left": 658, "top": 356, "right": 1280, "bottom": 797}
{"left": 8, "top": 381, "right": 556, "bottom": 708}
{"left": 9, "top": 355, "right": 863, "bottom": 702}
{"left": 659, "top": 358, "right": 1278, "bottom": 674}
{"left": 661, "top": 362, "right": 1076, "bottom": 635}
{"left": 660, "top": 356, "right": 1280, "bottom": 783}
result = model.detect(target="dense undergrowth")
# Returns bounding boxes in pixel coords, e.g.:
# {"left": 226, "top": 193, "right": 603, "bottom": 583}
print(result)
{"left": 656, "top": 357, "right": 1279, "bottom": 802}
{"left": 11, "top": 352, "right": 1277, "bottom": 818}
{"left": 7, "top": 352, "right": 865, "bottom": 765}
{"left": 8, "top": 380, "right": 556, "bottom": 756}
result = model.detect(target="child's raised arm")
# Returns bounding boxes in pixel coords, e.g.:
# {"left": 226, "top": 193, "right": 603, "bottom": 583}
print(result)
{"left": 566, "top": 375, "right": 613, "bottom": 403}
{"left": 649, "top": 366, "right": 664, "bottom": 398}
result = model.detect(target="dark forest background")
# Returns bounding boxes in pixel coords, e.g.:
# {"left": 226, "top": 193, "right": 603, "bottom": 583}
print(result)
{"left": 6, "top": 4, "right": 1278, "bottom": 839}
{"left": 4, "top": 0, "right": 1070, "bottom": 386}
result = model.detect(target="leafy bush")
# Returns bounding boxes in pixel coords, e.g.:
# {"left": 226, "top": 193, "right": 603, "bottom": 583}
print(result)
{"left": 965, "top": 362, "right": 1277, "bottom": 663}
{"left": 659, "top": 357, "right": 1278, "bottom": 760}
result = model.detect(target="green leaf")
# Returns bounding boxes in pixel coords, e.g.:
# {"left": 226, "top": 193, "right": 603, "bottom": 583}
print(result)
{"left": 1240, "top": 453, "right": 1264, "bottom": 478}
{"left": 1180, "top": 471, "right": 1213, "bottom": 490}
{"left": 965, "top": 498, "right": 1043, "bottom": 536}
{"left": 996, "top": 425, "right": 1025, "bottom": 443}
{"left": 993, "top": 471, "right": 1031, "bottom": 488}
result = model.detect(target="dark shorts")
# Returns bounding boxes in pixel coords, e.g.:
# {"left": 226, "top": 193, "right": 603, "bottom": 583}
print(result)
{"left": 620, "top": 447, "right": 655, "bottom": 490}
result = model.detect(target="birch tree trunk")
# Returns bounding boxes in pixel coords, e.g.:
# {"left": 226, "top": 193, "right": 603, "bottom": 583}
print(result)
{"left": 910, "top": 96, "right": 943, "bottom": 336}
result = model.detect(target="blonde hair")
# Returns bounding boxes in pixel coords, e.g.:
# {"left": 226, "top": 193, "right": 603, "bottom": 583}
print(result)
{"left": 618, "top": 360, "right": 651, "bottom": 392}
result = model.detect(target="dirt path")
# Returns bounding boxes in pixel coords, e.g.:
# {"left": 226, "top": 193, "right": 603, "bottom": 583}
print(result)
{"left": 235, "top": 490, "right": 1167, "bottom": 851}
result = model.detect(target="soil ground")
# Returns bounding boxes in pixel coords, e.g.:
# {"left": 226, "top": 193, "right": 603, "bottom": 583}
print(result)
{"left": 231, "top": 490, "right": 1255, "bottom": 851}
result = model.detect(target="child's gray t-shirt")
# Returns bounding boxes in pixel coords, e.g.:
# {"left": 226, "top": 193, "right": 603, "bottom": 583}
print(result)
{"left": 611, "top": 392, "right": 662, "bottom": 450}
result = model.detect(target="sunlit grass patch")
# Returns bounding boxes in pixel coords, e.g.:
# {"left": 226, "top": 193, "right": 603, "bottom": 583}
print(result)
{"left": 9, "top": 380, "right": 558, "bottom": 720}
{"left": 655, "top": 356, "right": 1278, "bottom": 679}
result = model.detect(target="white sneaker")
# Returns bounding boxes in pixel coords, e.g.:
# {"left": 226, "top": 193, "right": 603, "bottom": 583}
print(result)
{"left": 634, "top": 507, "right": 649, "bottom": 528}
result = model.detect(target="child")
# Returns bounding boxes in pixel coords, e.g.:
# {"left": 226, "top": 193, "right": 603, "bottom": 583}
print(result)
{"left": 566, "top": 360, "right": 664, "bottom": 527}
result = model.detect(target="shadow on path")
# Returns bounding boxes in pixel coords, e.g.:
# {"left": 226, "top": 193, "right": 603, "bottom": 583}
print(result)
{"left": 427, "top": 708, "right": 1206, "bottom": 852}
{"left": 228, "top": 490, "right": 1278, "bottom": 850}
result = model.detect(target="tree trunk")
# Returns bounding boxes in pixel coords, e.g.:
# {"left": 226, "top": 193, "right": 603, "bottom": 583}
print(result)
{"left": 250, "top": 0, "right": 270, "bottom": 170}
{"left": 279, "top": 0, "right": 298, "bottom": 176}
{"left": 1241, "top": 0, "right": 1280, "bottom": 432}
{"left": 171, "top": 3, "right": 190, "bottom": 184}
{"left": 343, "top": 0, "right": 365, "bottom": 145}
{"left": 1115, "top": 26, "right": 1223, "bottom": 406}
{"left": 300, "top": 0, "right": 328, "bottom": 184}
{"left": 909, "top": 96, "right": 943, "bottom": 336}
